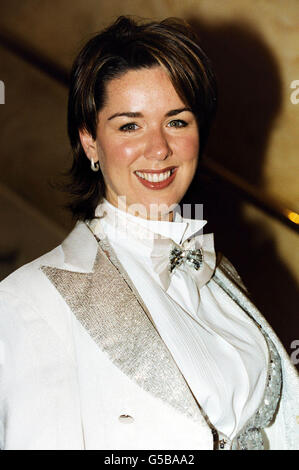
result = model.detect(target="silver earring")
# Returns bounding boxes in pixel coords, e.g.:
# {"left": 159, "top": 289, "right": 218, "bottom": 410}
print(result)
{"left": 91, "top": 158, "right": 100, "bottom": 172}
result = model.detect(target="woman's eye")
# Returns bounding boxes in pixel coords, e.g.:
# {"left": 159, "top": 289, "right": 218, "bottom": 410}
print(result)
{"left": 168, "top": 120, "right": 188, "bottom": 128}
{"left": 119, "top": 123, "right": 139, "bottom": 132}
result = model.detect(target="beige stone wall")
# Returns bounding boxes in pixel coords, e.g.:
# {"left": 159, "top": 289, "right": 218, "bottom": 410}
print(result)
{"left": 0, "top": 45, "right": 70, "bottom": 227}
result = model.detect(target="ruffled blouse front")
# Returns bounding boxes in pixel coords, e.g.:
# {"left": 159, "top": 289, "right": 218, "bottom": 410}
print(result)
{"left": 87, "top": 198, "right": 269, "bottom": 440}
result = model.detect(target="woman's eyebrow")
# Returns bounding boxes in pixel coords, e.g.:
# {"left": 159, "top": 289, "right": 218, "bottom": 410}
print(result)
{"left": 107, "top": 107, "right": 192, "bottom": 121}
{"left": 108, "top": 111, "right": 143, "bottom": 120}
{"left": 165, "top": 107, "right": 192, "bottom": 117}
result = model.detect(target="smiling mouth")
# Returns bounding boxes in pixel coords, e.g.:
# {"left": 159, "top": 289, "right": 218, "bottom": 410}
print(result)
{"left": 134, "top": 167, "right": 177, "bottom": 183}
{"left": 134, "top": 166, "right": 178, "bottom": 190}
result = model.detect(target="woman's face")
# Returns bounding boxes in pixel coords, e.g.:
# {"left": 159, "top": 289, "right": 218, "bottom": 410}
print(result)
{"left": 80, "top": 66, "right": 200, "bottom": 220}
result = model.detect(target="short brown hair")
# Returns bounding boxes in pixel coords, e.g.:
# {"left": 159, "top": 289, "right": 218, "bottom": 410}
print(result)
{"left": 65, "top": 15, "right": 217, "bottom": 220}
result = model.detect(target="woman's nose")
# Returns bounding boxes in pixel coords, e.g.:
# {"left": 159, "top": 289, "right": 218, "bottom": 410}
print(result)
{"left": 144, "top": 129, "right": 171, "bottom": 160}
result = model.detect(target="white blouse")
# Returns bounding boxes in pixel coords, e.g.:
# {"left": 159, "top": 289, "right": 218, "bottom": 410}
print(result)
{"left": 88, "top": 198, "right": 269, "bottom": 440}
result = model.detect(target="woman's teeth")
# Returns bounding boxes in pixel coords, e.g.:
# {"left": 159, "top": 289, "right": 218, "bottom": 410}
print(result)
{"left": 135, "top": 169, "right": 173, "bottom": 182}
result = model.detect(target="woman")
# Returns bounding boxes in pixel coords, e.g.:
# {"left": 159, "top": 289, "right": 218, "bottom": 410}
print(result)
{"left": 0, "top": 16, "right": 298, "bottom": 450}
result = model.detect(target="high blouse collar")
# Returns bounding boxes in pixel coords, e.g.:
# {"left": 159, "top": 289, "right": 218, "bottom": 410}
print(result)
{"left": 90, "top": 197, "right": 208, "bottom": 247}
{"left": 88, "top": 198, "right": 216, "bottom": 290}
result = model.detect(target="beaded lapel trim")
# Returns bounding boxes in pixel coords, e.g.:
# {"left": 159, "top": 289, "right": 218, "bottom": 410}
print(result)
{"left": 213, "top": 261, "right": 282, "bottom": 450}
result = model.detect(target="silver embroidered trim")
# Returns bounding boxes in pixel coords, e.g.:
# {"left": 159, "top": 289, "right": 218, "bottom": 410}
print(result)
{"left": 213, "top": 260, "right": 283, "bottom": 450}
{"left": 231, "top": 334, "right": 282, "bottom": 450}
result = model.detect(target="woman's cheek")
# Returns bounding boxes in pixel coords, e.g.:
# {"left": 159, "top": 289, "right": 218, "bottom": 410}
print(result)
{"left": 111, "top": 140, "right": 141, "bottom": 164}
{"left": 176, "top": 135, "right": 199, "bottom": 162}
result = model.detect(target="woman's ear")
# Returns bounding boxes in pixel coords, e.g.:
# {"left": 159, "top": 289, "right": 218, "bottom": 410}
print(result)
{"left": 79, "top": 129, "right": 99, "bottom": 163}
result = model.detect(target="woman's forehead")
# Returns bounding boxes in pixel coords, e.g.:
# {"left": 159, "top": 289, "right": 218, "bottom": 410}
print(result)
{"left": 102, "top": 66, "right": 185, "bottom": 114}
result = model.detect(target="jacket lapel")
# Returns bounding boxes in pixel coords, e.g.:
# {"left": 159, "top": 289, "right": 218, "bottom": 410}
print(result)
{"left": 40, "top": 222, "right": 209, "bottom": 429}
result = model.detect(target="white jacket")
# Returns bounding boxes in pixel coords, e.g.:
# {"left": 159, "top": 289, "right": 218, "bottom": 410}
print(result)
{"left": 0, "top": 221, "right": 298, "bottom": 450}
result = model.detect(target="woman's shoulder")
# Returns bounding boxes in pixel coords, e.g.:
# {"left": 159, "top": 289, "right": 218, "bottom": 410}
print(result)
{"left": 0, "top": 220, "right": 96, "bottom": 316}
{"left": 0, "top": 244, "right": 63, "bottom": 291}
{"left": 0, "top": 220, "right": 90, "bottom": 292}
{"left": 0, "top": 243, "right": 65, "bottom": 323}
{"left": 215, "top": 251, "right": 248, "bottom": 293}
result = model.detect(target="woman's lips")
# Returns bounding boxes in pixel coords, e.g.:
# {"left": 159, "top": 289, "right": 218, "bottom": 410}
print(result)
{"left": 134, "top": 167, "right": 178, "bottom": 190}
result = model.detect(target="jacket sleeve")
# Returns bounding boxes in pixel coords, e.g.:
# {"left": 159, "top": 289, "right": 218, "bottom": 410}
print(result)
{"left": 0, "top": 290, "right": 34, "bottom": 450}
{"left": 0, "top": 291, "right": 15, "bottom": 450}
